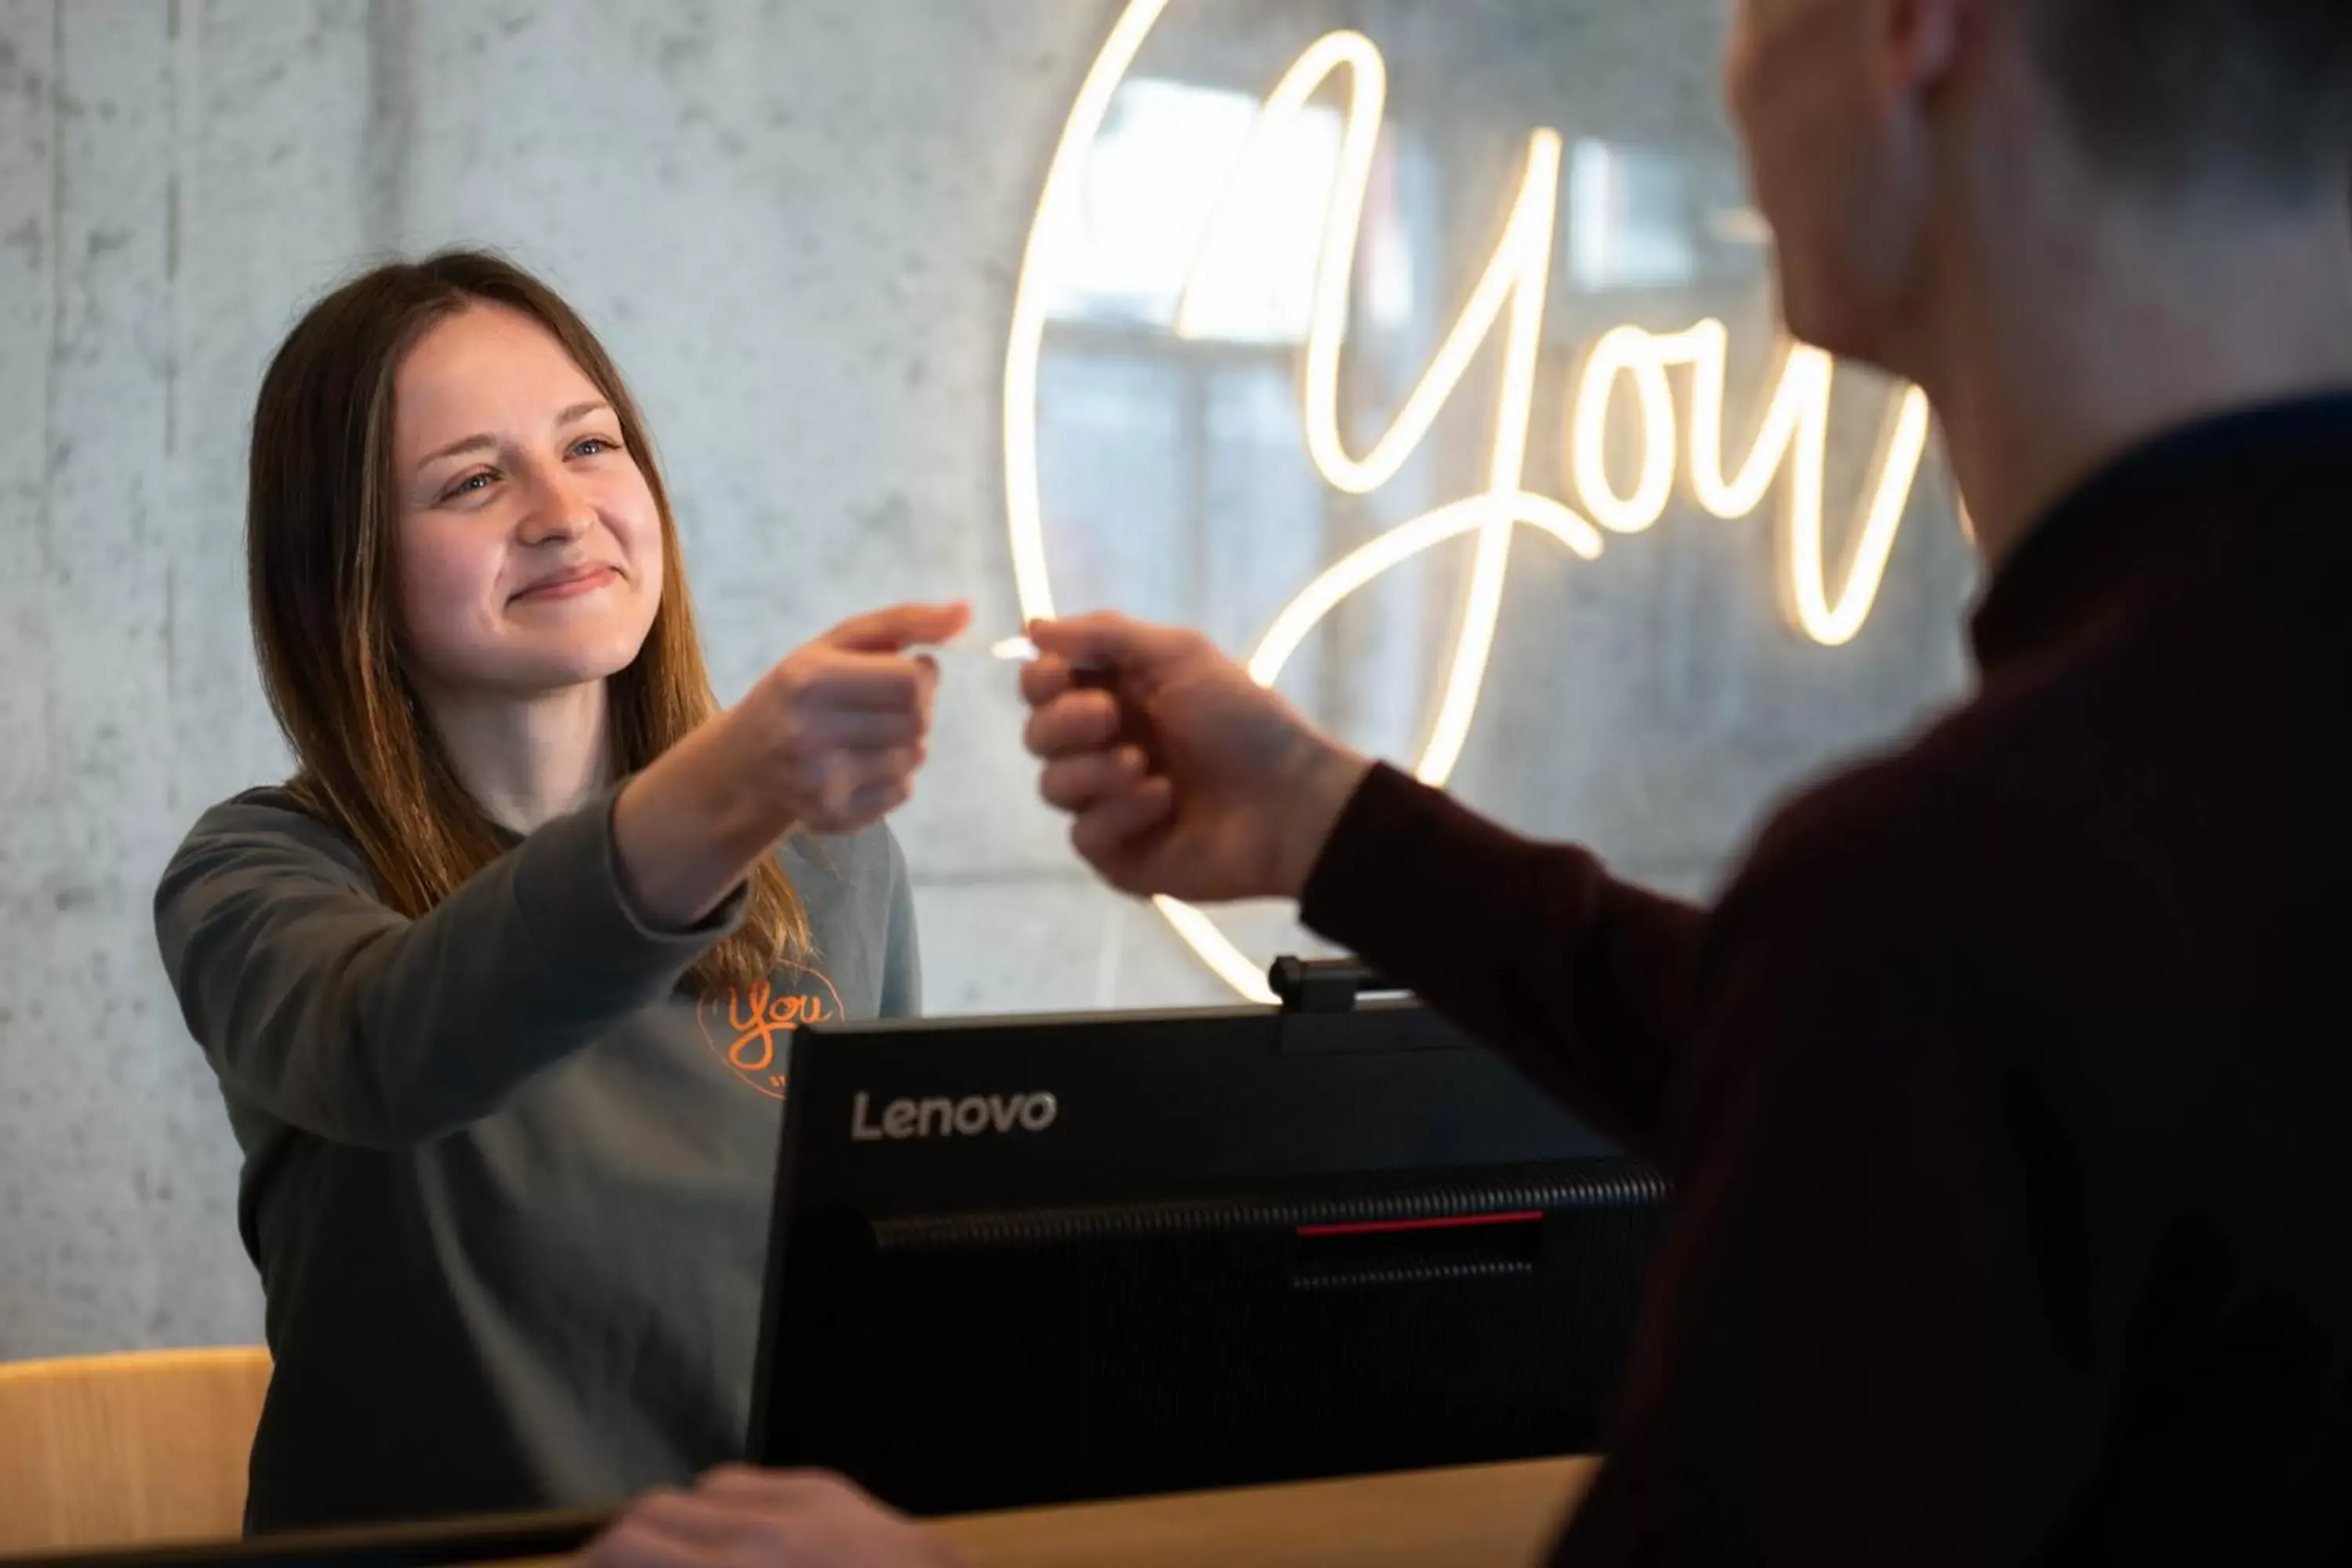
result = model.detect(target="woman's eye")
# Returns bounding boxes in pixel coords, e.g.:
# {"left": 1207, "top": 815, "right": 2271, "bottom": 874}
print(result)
{"left": 572, "top": 436, "right": 618, "bottom": 458}
{"left": 447, "top": 471, "right": 495, "bottom": 499}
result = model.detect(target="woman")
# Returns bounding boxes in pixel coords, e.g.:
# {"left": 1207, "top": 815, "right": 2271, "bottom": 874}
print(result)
{"left": 154, "top": 251, "right": 967, "bottom": 1532}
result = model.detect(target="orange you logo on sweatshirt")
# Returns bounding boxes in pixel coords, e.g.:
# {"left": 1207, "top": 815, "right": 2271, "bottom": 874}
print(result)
{"left": 695, "top": 964, "right": 845, "bottom": 1100}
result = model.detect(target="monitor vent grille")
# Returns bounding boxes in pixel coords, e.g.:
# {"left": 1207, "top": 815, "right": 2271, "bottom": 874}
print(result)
{"left": 871, "top": 1163, "right": 1666, "bottom": 1253}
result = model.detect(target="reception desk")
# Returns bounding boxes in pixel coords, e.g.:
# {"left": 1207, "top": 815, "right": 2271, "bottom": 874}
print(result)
{"left": 0, "top": 1458, "right": 1597, "bottom": 1568}
{"left": 930, "top": 1458, "right": 1596, "bottom": 1567}
{"left": 469, "top": 1459, "right": 1595, "bottom": 1568}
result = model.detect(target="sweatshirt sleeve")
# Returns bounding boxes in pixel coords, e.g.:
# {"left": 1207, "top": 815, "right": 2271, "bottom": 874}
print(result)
{"left": 877, "top": 826, "right": 921, "bottom": 1018}
{"left": 154, "top": 788, "right": 746, "bottom": 1149}
{"left": 1298, "top": 763, "right": 1708, "bottom": 1160}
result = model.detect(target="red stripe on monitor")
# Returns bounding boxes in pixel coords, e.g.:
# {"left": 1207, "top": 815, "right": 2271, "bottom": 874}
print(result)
{"left": 1295, "top": 1210, "right": 1544, "bottom": 1240}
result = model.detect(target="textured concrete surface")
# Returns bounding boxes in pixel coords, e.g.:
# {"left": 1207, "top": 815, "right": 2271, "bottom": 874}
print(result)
{"left": 0, "top": 0, "right": 1974, "bottom": 1357}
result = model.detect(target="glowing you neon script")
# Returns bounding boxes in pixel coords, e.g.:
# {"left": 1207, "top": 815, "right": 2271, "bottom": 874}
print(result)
{"left": 1003, "top": 0, "right": 1936, "bottom": 1003}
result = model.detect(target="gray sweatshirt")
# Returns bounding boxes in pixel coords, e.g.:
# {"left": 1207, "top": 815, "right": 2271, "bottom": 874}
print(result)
{"left": 152, "top": 785, "right": 917, "bottom": 1532}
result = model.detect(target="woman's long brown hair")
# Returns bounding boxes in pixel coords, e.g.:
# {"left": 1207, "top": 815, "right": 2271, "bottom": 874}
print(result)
{"left": 247, "top": 249, "right": 806, "bottom": 992}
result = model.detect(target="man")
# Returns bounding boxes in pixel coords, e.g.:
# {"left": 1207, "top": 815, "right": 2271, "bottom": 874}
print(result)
{"left": 590, "top": 0, "right": 2352, "bottom": 1560}
{"left": 1016, "top": 0, "right": 2352, "bottom": 1561}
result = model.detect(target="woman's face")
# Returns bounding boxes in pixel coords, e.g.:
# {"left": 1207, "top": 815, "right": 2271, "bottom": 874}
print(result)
{"left": 391, "top": 303, "right": 664, "bottom": 701}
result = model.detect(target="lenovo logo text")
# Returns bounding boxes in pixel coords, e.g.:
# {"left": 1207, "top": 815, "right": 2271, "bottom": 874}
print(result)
{"left": 850, "top": 1090, "right": 1060, "bottom": 1142}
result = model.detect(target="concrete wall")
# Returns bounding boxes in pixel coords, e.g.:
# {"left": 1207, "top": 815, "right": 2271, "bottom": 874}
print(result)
{"left": 0, "top": 0, "right": 1976, "bottom": 1358}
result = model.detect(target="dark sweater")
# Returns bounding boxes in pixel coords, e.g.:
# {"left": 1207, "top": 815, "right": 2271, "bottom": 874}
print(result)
{"left": 1301, "top": 395, "right": 2352, "bottom": 1564}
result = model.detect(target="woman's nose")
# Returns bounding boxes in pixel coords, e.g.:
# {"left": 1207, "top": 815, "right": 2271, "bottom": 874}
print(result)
{"left": 515, "top": 464, "right": 593, "bottom": 546}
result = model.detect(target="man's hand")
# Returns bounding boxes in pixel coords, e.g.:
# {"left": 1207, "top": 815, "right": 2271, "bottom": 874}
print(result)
{"left": 1020, "top": 612, "right": 1371, "bottom": 902}
{"left": 583, "top": 1468, "right": 965, "bottom": 1568}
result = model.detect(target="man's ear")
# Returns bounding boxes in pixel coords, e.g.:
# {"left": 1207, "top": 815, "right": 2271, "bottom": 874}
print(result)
{"left": 1875, "top": 0, "right": 1973, "bottom": 107}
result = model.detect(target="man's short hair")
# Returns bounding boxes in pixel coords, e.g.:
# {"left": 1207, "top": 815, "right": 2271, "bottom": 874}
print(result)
{"left": 2027, "top": 0, "right": 2352, "bottom": 194}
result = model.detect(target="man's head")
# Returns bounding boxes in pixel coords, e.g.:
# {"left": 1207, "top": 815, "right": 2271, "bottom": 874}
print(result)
{"left": 1726, "top": 0, "right": 2352, "bottom": 372}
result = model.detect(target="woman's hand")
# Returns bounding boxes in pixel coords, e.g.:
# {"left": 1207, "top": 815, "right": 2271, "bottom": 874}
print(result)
{"left": 726, "top": 603, "right": 970, "bottom": 834}
{"left": 614, "top": 602, "right": 969, "bottom": 929}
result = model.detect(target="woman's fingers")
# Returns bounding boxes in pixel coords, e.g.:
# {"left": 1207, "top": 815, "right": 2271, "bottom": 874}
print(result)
{"left": 803, "top": 707, "right": 925, "bottom": 750}
{"left": 826, "top": 601, "right": 971, "bottom": 653}
{"left": 822, "top": 775, "right": 913, "bottom": 831}
{"left": 801, "top": 651, "right": 938, "bottom": 713}
{"left": 832, "top": 746, "right": 923, "bottom": 797}
{"left": 793, "top": 746, "right": 922, "bottom": 832}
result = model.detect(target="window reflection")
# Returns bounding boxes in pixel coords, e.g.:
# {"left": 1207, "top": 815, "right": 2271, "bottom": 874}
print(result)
{"left": 1034, "top": 70, "right": 1444, "bottom": 764}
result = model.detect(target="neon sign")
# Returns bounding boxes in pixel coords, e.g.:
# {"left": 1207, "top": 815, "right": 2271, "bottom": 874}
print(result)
{"left": 1004, "top": 0, "right": 1938, "bottom": 1003}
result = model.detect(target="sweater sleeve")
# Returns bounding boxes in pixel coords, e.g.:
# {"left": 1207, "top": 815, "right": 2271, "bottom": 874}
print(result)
{"left": 154, "top": 787, "right": 746, "bottom": 1149}
{"left": 877, "top": 826, "right": 922, "bottom": 1019}
{"left": 1552, "top": 772, "right": 2176, "bottom": 1566}
{"left": 1299, "top": 763, "right": 1708, "bottom": 1159}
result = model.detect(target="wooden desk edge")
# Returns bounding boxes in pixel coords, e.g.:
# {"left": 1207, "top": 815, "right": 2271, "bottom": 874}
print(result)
{"left": 934, "top": 1456, "right": 1599, "bottom": 1567}
{"left": 0, "top": 1458, "right": 1600, "bottom": 1568}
